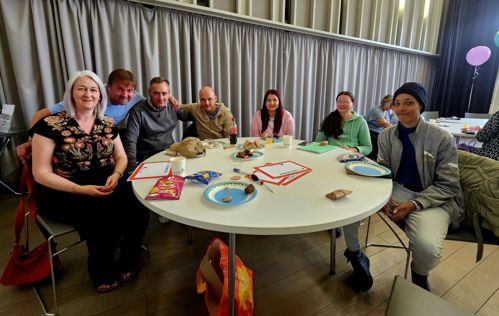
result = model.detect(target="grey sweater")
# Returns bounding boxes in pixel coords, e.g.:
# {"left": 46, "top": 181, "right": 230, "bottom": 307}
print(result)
{"left": 377, "top": 117, "right": 465, "bottom": 228}
{"left": 124, "top": 99, "right": 189, "bottom": 171}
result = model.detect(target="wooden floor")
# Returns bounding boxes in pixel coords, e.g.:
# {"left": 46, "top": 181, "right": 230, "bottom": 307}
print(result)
{"left": 0, "top": 192, "right": 498, "bottom": 316}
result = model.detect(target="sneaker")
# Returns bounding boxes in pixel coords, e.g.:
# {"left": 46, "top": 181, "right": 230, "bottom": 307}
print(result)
{"left": 158, "top": 215, "right": 170, "bottom": 224}
{"left": 344, "top": 249, "right": 373, "bottom": 291}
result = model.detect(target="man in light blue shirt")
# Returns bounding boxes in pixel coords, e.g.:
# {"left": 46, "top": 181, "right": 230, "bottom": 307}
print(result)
{"left": 33, "top": 69, "right": 144, "bottom": 126}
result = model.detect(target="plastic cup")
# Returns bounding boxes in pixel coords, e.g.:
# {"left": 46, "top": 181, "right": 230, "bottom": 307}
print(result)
{"left": 283, "top": 135, "right": 293, "bottom": 147}
{"left": 169, "top": 156, "right": 186, "bottom": 174}
{"left": 265, "top": 136, "right": 273, "bottom": 146}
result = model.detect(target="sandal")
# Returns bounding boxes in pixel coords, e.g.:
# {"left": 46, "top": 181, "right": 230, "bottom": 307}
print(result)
{"left": 94, "top": 280, "right": 120, "bottom": 293}
{"left": 120, "top": 271, "right": 136, "bottom": 283}
{"left": 119, "top": 249, "right": 150, "bottom": 283}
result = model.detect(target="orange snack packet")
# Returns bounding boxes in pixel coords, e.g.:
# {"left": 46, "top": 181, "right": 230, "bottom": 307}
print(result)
{"left": 145, "top": 176, "right": 185, "bottom": 200}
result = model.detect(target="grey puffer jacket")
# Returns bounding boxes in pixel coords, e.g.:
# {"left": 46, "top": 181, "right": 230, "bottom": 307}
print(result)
{"left": 377, "top": 117, "right": 465, "bottom": 229}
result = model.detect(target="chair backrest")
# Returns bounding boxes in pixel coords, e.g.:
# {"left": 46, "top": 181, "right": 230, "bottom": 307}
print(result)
{"left": 421, "top": 111, "right": 439, "bottom": 120}
{"left": 457, "top": 151, "right": 499, "bottom": 237}
{"left": 182, "top": 121, "right": 198, "bottom": 139}
{"left": 451, "top": 151, "right": 499, "bottom": 261}
{"left": 385, "top": 276, "right": 473, "bottom": 316}
{"left": 464, "top": 112, "right": 491, "bottom": 119}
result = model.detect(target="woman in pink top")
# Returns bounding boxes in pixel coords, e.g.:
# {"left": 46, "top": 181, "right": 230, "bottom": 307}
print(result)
{"left": 251, "top": 89, "right": 295, "bottom": 137}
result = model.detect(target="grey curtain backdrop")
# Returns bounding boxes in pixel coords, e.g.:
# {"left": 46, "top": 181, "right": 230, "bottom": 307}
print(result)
{"left": 0, "top": 0, "right": 436, "bottom": 184}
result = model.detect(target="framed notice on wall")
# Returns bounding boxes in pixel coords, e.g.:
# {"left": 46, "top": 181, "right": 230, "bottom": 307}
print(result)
{"left": 0, "top": 104, "right": 15, "bottom": 133}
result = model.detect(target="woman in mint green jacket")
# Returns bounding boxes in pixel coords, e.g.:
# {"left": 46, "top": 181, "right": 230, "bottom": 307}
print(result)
{"left": 315, "top": 91, "right": 372, "bottom": 156}
{"left": 317, "top": 91, "right": 373, "bottom": 292}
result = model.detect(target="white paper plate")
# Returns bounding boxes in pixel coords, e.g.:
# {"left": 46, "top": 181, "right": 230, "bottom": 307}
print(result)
{"left": 202, "top": 140, "right": 225, "bottom": 149}
{"left": 345, "top": 161, "right": 391, "bottom": 177}
{"left": 230, "top": 150, "right": 264, "bottom": 161}
{"left": 203, "top": 181, "right": 257, "bottom": 206}
{"left": 236, "top": 142, "right": 265, "bottom": 150}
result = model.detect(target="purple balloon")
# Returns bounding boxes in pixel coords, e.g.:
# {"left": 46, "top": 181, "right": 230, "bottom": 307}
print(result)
{"left": 466, "top": 46, "right": 491, "bottom": 66}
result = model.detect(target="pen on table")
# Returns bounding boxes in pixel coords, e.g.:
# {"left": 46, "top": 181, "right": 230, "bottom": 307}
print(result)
{"left": 233, "top": 168, "right": 275, "bottom": 194}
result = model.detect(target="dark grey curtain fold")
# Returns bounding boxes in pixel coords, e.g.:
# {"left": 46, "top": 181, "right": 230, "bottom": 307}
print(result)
{"left": 432, "top": 0, "right": 499, "bottom": 116}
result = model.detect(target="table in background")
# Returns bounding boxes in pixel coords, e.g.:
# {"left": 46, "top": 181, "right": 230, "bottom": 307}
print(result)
{"left": 430, "top": 118, "right": 488, "bottom": 146}
{"left": 132, "top": 138, "right": 392, "bottom": 315}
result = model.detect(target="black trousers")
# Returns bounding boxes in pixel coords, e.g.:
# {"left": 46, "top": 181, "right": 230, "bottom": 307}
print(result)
{"left": 36, "top": 180, "right": 150, "bottom": 285}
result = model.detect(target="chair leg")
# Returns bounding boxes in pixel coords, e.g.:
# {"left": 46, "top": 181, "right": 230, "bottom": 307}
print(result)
{"left": 33, "top": 235, "right": 58, "bottom": 316}
{"left": 187, "top": 226, "right": 193, "bottom": 244}
{"left": 364, "top": 216, "right": 372, "bottom": 248}
{"left": 48, "top": 236, "right": 58, "bottom": 315}
{"left": 329, "top": 229, "right": 336, "bottom": 275}
{"left": 25, "top": 212, "right": 30, "bottom": 250}
{"left": 141, "top": 231, "right": 150, "bottom": 252}
{"left": 364, "top": 212, "right": 411, "bottom": 279}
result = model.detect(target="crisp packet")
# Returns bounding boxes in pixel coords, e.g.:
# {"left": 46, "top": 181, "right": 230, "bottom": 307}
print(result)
{"left": 145, "top": 176, "right": 185, "bottom": 200}
{"left": 185, "top": 170, "right": 222, "bottom": 185}
{"left": 337, "top": 152, "right": 364, "bottom": 163}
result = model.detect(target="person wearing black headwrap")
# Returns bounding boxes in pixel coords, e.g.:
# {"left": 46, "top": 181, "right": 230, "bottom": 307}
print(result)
{"left": 343, "top": 82, "right": 465, "bottom": 292}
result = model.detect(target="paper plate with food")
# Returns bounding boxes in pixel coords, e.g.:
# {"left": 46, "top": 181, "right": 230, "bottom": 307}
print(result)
{"left": 203, "top": 181, "right": 257, "bottom": 206}
{"left": 230, "top": 149, "right": 264, "bottom": 161}
{"left": 202, "top": 140, "right": 226, "bottom": 149}
{"left": 236, "top": 139, "right": 265, "bottom": 150}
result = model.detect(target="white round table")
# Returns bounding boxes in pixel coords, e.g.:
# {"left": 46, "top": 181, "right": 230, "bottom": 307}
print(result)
{"left": 132, "top": 137, "right": 392, "bottom": 315}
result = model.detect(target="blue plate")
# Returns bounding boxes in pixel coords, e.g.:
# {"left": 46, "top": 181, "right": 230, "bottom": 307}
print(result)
{"left": 345, "top": 161, "right": 391, "bottom": 177}
{"left": 203, "top": 181, "right": 258, "bottom": 206}
{"left": 230, "top": 150, "right": 264, "bottom": 161}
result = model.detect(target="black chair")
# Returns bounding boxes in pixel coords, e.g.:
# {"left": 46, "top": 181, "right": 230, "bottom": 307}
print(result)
{"left": 421, "top": 111, "right": 439, "bottom": 120}
{"left": 455, "top": 151, "right": 499, "bottom": 262}
{"left": 464, "top": 112, "right": 491, "bottom": 119}
{"left": 31, "top": 214, "right": 84, "bottom": 316}
{"left": 367, "top": 130, "right": 380, "bottom": 160}
{"left": 446, "top": 213, "right": 499, "bottom": 262}
{"left": 182, "top": 121, "right": 198, "bottom": 139}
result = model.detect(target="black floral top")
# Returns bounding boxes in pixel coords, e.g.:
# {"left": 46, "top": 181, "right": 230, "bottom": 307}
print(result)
{"left": 471, "top": 111, "right": 499, "bottom": 161}
{"left": 31, "top": 112, "right": 119, "bottom": 185}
